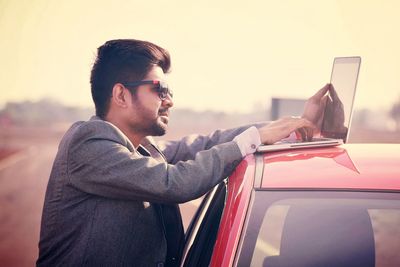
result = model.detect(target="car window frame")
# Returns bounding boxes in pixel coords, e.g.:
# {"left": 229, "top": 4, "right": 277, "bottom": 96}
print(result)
{"left": 234, "top": 189, "right": 400, "bottom": 266}
{"left": 180, "top": 180, "right": 227, "bottom": 267}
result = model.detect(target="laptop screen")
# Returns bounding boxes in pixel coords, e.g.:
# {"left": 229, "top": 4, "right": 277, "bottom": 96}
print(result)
{"left": 321, "top": 57, "right": 361, "bottom": 142}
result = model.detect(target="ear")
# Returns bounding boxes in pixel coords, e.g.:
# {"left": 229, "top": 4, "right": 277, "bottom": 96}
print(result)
{"left": 111, "top": 83, "right": 129, "bottom": 108}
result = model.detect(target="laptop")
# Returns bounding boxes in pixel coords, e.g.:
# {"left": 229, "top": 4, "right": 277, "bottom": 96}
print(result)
{"left": 257, "top": 56, "right": 361, "bottom": 153}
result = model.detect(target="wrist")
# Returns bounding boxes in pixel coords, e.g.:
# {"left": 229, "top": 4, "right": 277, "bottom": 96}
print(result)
{"left": 233, "top": 127, "right": 261, "bottom": 156}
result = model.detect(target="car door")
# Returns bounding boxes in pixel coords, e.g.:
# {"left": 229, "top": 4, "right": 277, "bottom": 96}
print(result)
{"left": 180, "top": 180, "right": 227, "bottom": 267}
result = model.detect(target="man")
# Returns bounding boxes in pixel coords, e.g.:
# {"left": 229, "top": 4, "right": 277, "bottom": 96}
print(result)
{"left": 37, "top": 39, "right": 327, "bottom": 266}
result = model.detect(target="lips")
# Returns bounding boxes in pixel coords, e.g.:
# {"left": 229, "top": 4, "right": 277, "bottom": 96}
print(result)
{"left": 158, "top": 109, "right": 169, "bottom": 117}
{"left": 158, "top": 109, "right": 169, "bottom": 124}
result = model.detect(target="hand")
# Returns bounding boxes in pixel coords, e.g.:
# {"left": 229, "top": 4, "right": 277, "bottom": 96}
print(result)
{"left": 322, "top": 84, "right": 347, "bottom": 135}
{"left": 258, "top": 117, "right": 317, "bottom": 144}
{"left": 302, "top": 84, "right": 330, "bottom": 133}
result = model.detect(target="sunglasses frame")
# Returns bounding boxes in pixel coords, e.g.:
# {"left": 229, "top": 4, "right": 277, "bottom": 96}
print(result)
{"left": 122, "top": 80, "right": 173, "bottom": 100}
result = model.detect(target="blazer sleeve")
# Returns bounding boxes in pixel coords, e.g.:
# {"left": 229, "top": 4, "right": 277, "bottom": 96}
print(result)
{"left": 66, "top": 120, "right": 243, "bottom": 204}
{"left": 158, "top": 122, "right": 269, "bottom": 164}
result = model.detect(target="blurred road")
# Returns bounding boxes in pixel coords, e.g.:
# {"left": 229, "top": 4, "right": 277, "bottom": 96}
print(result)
{"left": 0, "top": 129, "right": 199, "bottom": 267}
{"left": 0, "top": 141, "right": 56, "bottom": 267}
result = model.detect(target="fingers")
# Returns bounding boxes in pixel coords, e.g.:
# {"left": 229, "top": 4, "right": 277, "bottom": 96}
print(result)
{"left": 321, "top": 94, "right": 328, "bottom": 106}
{"left": 294, "top": 117, "right": 316, "bottom": 141}
{"left": 296, "top": 127, "right": 307, "bottom": 141}
{"left": 294, "top": 117, "right": 316, "bottom": 130}
{"left": 287, "top": 117, "right": 316, "bottom": 141}
{"left": 259, "top": 117, "right": 317, "bottom": 144}
{"left": 310, "top": 83, "right": 330, "bottom": 100}
{"left": 305, "top": 126, "right": 314, "bottom": 141}
{"left": 329, "top": 84, "right": 339, "bottom": 100}
{"left": 295, "top": 126, "right": 315, "bottom": 142}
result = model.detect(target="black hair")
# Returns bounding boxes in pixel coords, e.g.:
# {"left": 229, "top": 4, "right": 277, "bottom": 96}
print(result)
{"left": 90, "top": 39, "right": 171, "bottom": 118}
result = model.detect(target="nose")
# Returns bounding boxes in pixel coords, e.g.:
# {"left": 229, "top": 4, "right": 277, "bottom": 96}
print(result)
{"left": 162, "top": 94, "right": 174, "bottom": 108}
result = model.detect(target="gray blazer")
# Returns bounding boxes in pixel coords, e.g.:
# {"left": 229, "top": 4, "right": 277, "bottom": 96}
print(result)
{"left": 37, "top": 116, "right": 252, "bottom": 267}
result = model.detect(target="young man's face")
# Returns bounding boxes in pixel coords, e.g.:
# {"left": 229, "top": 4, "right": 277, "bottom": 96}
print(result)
{"left": 127, "top": 65, "right": 174, "bottom": 136}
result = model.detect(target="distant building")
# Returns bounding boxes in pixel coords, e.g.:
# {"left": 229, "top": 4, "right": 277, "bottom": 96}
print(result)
{"left": 271, "top": 97, "right": 306, "bottom": 120}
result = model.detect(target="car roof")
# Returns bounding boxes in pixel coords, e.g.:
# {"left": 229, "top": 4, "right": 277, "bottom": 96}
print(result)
{"left": 255, "top": 143, "right": 400, "bottom": 191}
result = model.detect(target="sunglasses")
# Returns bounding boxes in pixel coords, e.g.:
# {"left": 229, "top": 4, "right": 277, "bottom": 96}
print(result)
{"left": 122, "top": 80, "right": 173, "bottom": 100}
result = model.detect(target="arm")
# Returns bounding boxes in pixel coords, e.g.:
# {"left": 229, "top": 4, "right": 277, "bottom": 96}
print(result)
{"left": 158, "top": 122, "right": 268, "bottom": 164}
{"left": 67, "top": 121, "right": 243, "bottom": 204}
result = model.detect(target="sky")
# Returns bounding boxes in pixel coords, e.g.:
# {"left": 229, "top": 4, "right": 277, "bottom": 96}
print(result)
{"left": 0, "top": 0, "right": 399, "bottom": 113}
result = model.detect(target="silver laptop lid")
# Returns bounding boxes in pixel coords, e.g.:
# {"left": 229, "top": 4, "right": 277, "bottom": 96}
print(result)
{"left": 320, "top": 57, "right": 361, "bottom": 143}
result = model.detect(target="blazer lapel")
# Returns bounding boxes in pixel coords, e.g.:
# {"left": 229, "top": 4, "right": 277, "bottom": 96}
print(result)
{"left": 141, "top": 138, "right": 185, "bottom": 266}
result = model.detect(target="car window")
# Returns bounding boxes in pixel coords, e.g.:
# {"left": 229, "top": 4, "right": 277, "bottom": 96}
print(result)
{"left": 236, "top": 191, "right": 400, "bottom": 267}
{"left": 181, "top": 181, "right": 227, "bottom": 267}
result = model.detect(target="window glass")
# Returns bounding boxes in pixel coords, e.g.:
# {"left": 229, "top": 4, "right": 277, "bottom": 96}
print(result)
{"left": 181, "top": 182, "right": 227, "bottom": 267}
{"left": 369, "top": 209, "right": 400, "bottom": 267}
{"left": 237, "top": 192, "right": 400, "bottom": 267}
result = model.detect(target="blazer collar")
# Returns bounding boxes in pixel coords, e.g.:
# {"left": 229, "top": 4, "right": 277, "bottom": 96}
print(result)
{"left": 89, "top": 116, "right": 136, "bottom": 152}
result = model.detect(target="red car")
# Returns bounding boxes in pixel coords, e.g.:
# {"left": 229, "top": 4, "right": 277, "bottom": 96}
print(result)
{"left": 180, "top": 144, "right": 400, "bottom": 267}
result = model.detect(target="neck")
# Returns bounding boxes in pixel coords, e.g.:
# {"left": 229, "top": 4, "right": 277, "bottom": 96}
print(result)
{"left": 104, "top": 114, "right": 145, "bottom": 148}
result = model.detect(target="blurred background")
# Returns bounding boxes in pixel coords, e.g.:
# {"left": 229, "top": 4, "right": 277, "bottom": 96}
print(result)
{"left": 1, "top": 0, "right": 399, "bottom": 266}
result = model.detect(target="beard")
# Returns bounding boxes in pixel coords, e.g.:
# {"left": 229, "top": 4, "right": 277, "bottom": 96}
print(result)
{"left": 142, "top": 107, "right": 170, "bottom": 136}
{"left": 132, "top": 114, "right": 168, "bottom": 137}
{"left": 150, "top": 116, "right": 168, "bottom": 136}
{"left": 130, "top": 95, "right": 170, "bottom": 137}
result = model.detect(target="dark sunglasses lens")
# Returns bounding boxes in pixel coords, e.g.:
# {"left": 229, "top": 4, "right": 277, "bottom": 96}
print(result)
{"left": 158, "top": 84, "right": 172, "bottom": 100}
{"left": 159, "top": 87, "right": 168, "bottom": 99}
